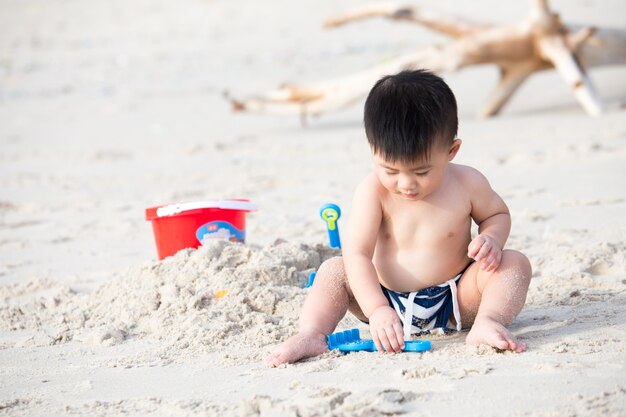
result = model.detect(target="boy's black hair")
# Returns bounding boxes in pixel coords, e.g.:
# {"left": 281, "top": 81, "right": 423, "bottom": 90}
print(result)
{"left": 364, "top": 69, "right": 458, "bottom": 163}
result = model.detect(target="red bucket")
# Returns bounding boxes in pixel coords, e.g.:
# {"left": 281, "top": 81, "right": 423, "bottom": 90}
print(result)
{"left": 145, "top": 199, "right": 257, "bottom": 260}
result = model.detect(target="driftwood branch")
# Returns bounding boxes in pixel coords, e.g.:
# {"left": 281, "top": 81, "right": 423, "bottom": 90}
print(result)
{"left": 323, "top": 4, "right": 490, "bottom": 38}
{"left": 538, "top": 34, "right": 604, "bottom": 115}
{"left": 230, "top": 1, "right": 626, "bottom": 120}
{"left": 479, "top": 62, "right": 542, "bottom": 118}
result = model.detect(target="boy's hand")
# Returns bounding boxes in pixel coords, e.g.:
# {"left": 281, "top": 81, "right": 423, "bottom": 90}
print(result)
{"left": 368, "top": 306, "right": 405, "bottom": 353}
{"left": 468, "top": 234, "right": 502, "bottom": 272}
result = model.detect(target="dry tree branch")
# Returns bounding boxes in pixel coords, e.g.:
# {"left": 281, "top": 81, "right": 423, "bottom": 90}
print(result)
{"left": 230, "top": 1, "right": 626, "bottom": 120}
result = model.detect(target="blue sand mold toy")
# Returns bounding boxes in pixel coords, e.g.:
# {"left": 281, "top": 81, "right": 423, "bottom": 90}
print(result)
{"left": 320, "top": 203, "right": 342, "bottom": 249}
{"left": 327, "top": 328, "right": 431, "bottom": 353}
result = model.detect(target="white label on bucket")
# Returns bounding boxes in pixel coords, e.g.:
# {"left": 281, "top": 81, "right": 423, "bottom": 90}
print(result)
{"left": 196, "top": 221, "right": 245, "bottom": 244}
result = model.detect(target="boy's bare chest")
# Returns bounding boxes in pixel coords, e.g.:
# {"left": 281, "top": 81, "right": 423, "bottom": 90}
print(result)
{"left": 380, "top": 195, "right": 472, "bottom": 245}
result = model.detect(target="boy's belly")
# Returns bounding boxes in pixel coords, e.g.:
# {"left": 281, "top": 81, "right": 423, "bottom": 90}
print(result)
{"left": 373, "top": 243, "right": 472, "bottom": 292}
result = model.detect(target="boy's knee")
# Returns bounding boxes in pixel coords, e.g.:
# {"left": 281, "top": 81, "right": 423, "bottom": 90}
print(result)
{"left": 502, "top": 250, "right": 532, "bottom": 281}
{"left": 503, "top": 249, "right": 531, "bottom": 269}
{"left": 317, "top": 256, "right": 347, "bottom": 282}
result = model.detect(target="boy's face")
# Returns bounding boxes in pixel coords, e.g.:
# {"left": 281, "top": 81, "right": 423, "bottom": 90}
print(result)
{"left": 373, "top": 139, "right": 461, "bottom": 201}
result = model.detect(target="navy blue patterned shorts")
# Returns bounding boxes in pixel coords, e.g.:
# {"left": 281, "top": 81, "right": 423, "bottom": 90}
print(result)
{"left": 381, "top": 262, "right": 473, "bottom": 337}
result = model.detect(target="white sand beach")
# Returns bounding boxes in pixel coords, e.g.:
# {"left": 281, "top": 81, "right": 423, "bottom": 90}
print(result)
{"left": 1, "top": 0, "right": 625, "bottom": 415}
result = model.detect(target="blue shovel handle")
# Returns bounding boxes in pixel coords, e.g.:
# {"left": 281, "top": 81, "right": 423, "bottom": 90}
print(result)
{"left": 320, "top": 203, "right": 342, "bottom": 249}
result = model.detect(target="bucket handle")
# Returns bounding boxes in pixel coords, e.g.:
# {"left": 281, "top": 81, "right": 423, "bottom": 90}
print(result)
{"left": 156, "top": 200, "right": 257, "bottom": 217}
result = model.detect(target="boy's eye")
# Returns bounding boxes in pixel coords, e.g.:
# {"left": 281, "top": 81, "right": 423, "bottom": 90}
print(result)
{"left": 385, "top": 170, "right": 398, "bottom": 175}
{"left": 415, "top": 171, "right": 429, "bottom": 176}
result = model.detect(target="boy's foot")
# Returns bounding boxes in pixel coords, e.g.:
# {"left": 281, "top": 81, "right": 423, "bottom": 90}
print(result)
{"left": 265, "top": 331, "right": 328, "bottom": 367}
{"left": 466, "top": 316, "right": 526, "bottom": 353}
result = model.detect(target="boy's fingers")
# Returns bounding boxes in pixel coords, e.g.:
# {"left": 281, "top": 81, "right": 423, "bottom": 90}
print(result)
{"left": 484, "top": 262, "right": 496, "bottom": 272}
{"left": 482, "top": 257, "right": 495, "bottom": 272}
{"left": 475, "top": 241, "right": 492, "bottom": 261}
{"left": 372, "top": 332, "right": 384, "bottom": 352}
{"left": 372, "top": 335, "right": 383, "bottom": 352}
{"left": 377, "top": 331, "right": 391, "bottom": 353}
{"left": 483, "top": 251, "right": 502, "bottom": 272}
{"left": 481, "top": 253, "right": 494, "bottom": 270}
{"left": 384, "top": 328, "right": 402, "bottom": 352}
{"left": 393, "top": 322, "right": 405, "bottom": 349}
{"left": 467, "top": 237, "right": 484, "bottom": 257}
{"left": 488, "top": 259, "right": 500, "bottom": 272}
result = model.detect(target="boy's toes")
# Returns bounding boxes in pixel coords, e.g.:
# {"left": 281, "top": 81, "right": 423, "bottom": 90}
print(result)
{"left": 466, "top": 318, "right": 527, "bottom": 353}
{"left": 493, "top": 334, "right": 510, "bottom": 350}
{"left": 492, "top": 330, "right": 520, "bottom": 351}
{"left": 494, "top": 330, "right": 527, "bottom": 352}
{"left": 513, "top": 342, "right": 526, "bottom": 353}
{"left": 264, "top": 352, "right": 285, "bottom": 368}
{"left": 502, "top": 333, "right": 517, "bottom": 349}
{"left": 264, "top": 355, "right": 275, "bottom": 368}
{"left": 501, "top": 330, "right": 527, "bottom": 352}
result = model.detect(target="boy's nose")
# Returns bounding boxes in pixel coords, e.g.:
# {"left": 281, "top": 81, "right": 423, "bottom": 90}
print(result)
{"left": 397, "top": 174, "right": 416, "bottom": 190}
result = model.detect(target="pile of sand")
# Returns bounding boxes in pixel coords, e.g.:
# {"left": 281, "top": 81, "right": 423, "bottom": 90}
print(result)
{"left": 2, "top": 236, "right": 624, "bottom": 356}
{"left": 0, "top": 241, "right": 338, "bottom": 354}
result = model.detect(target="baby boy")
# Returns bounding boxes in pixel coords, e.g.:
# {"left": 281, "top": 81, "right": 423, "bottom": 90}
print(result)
{"left": 266, "top": 70, "right": 532, "bottom": 367}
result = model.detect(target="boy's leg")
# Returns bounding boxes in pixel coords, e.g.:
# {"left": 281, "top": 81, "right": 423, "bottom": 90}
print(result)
{"left": 455, "top": 249, "right": 532, "bottom": 352}
{"left": 265, "top": 256, "right": 364, "bottom": 367}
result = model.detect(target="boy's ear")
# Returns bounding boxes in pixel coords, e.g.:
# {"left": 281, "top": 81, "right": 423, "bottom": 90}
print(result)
{"left": 448, "top": 139, "right": 462, "bottom": 161}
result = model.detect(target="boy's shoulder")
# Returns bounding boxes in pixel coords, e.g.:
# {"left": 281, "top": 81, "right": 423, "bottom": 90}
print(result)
{"left": 449, "top": 163, "right": 490, "bottom": 190}
{"left": 356, "top": 172, "right": 385, "bottom": 193}
{"left": 359, "top": 172, "right": 379, "bottom": 186}
{"left": 353, "top": 173, "right": 388, "bottom": 203}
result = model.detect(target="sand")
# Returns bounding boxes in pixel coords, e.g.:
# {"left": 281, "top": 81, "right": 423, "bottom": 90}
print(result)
{"left": 1, "top": 0, "right": 625, "bottom": 416}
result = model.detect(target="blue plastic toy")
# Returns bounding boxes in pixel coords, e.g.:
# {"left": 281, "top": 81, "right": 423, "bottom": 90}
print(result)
{"left": 304, "top": 272, "right": 316, "bottom": 288}
{"left": 327, "top": 328, "right": 431, "bottom": 353}
{"left": 305, "top": 203, "right": 342, "bottom": 289}
{"left": 320, "top": 203, "right": 342, "bottom": 249}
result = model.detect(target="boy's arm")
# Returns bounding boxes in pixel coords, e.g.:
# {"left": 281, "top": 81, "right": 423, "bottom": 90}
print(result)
{"left": 464, "top": 167, "right": 511, "bottom": 272}
{"left": 343, "top": 176, "right": 405, "bottom": 352}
